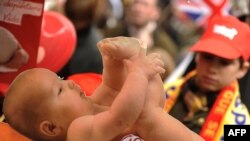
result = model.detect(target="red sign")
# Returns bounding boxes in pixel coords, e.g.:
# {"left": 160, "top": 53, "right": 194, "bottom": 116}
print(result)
{"left": 0, "top": 0, "right": 44, "bottom": 84}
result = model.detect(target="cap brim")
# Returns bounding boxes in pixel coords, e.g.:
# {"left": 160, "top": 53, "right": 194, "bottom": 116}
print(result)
{"left": 190, "top": 38, "right": 241, "bottom": 60}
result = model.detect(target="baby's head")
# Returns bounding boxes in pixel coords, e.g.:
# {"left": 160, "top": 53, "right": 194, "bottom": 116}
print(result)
{"left": 3, "top": 68, "right": 90, "bottom": 140}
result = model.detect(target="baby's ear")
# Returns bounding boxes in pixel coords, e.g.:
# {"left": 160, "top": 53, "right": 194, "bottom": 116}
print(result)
{"left": 39, "top": 120, "right": 61, "bottom": 137}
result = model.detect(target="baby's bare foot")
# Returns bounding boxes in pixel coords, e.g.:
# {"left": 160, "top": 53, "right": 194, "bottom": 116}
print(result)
{"left": 97, "top": 36, "right": 146, "bottom": 60}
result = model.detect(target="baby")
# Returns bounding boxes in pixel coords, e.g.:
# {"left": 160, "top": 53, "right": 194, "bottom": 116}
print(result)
{"left": 3, "top": 37, "right": 203, "bottom": 141}
{"left": 0, "top": 26, "right": 29, "bottom": 72}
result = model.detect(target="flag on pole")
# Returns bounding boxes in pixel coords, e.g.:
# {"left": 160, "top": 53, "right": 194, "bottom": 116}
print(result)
{"left": 173, "top": 0, "right": 231, "bottom": 26}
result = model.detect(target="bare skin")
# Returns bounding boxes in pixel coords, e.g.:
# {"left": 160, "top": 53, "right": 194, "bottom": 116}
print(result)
{"left": 3, "top": 37, "right": 164, "bottom": 141}
{"left": 3, "top": 37, "right": 204, "bottom": 141}
{"left": 94, "top": 37, "right": 204, "bottom": 141}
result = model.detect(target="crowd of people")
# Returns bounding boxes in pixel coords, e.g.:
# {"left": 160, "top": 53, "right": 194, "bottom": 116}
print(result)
{"left": 1, "top": 0, "right": 250, "bottom": 140}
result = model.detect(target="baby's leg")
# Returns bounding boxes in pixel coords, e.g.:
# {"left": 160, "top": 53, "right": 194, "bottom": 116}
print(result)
{"left": 97, "top": 37, "right": 147, "bottom": 90}
{"left": 92, "top": 37, "right": 146, "bottom": 106}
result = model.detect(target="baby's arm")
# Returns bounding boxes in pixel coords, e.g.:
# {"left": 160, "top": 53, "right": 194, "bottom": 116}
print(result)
{"left": 67, "top": 50, "right": 165, "bottom": 141}
{"left": 91, "top": 37, "right": 146, "bottom": 106}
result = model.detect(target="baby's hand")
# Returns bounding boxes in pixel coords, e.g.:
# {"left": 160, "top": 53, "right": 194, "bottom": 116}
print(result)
{"left": 124, "top": 52, "right": 165, "bottom": 80}
{"left": 97, "top": 36, "right": 146, "bottom": 60}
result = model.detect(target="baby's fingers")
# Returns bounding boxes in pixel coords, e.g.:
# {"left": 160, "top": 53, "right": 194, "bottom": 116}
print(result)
{"left": 155, "top": 65, "right": 166, "bottom": 74}
{"left": 149, "top": 53, "right": 165, "bottom": 74}
{"left": 153, "top": 58, "right": 165, "bottom": 74}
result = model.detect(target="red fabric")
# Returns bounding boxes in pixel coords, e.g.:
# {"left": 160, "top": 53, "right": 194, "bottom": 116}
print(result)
{"left": 67, "top": 73, "right": 102, "bottom": 96}
{"left": 0, "top": 122, "right": 31, "bottom": 141}
{"left": 0, "top": 83, "right": 9, "bottom": 96}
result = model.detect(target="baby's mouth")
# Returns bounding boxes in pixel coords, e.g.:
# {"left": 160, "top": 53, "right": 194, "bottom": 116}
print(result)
{"left": 80, "top": 91, "right": 83, "bottom": 97}
{"left": 80, "top": 91, "right": 87, "bottom": 98}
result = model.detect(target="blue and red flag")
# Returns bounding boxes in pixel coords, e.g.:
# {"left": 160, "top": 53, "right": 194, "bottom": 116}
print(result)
{"left": 174, "top": 0, "right": 231, "bottom": 26}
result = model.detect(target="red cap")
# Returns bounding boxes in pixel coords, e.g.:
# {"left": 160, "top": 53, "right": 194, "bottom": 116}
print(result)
{"left": 37, "top": 11, "right": 76, "bottom": 72}
{"left": 67, "top": 73, "right": 102, "bottom": 96}
{"left": 191, "top": 15, "right": 250, "bottom": 61}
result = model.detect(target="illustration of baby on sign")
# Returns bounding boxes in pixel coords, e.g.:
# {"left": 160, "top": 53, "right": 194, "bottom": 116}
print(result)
{"left": 0, "top": 0, "right": 44, "bottom": 78}
{"left": 0, "top": 26, "right": 29, "bottom": 72}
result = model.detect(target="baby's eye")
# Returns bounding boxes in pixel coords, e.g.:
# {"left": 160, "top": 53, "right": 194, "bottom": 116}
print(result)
{"left": 57, "top": 76, "right": 64, "bottom": 95}
{"left": 58, "top": 87, "right": 62, "bottom": 95}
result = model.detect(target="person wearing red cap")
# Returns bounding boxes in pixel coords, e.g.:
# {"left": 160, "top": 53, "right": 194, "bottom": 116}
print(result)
{"left": 164, "top": 15, "right": 250, "bottom": 141}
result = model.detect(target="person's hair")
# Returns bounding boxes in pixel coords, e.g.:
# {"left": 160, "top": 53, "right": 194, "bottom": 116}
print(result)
{"left": 4, "top": 94, "right": 48, "bottom": 141}
{"left": 64, "top": 0, "right": 104, "bottom": 25}
{"left": 239, "top": 57, "right": 247, "bottom": 68}
{"left": 237, "top": 0, "right": 250, "bottom": 25}
{"left": 123, "top": 0, "right": 165, "bottom": 9}
{"left": 4, "top": 99, "right": 42, "bottom": 140}
{"left": 157, "top": 0, "right": 171, "bottom": 10}
{"left": 3, "top": 74, "right": 50, "bottom": 141}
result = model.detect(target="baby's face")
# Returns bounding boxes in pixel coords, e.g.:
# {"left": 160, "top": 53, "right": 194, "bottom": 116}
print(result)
{"left": 27, "top": 68, "right": 95, "bottom": 127}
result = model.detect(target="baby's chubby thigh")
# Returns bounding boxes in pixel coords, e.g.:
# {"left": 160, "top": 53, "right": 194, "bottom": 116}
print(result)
{"left": 146, "top": 75, "right": 165, "bottom": 108}
{"left": 135, "top": 75, "right": 165, "bottom": 131}
{"left": 134, "top": 105, "right": 162, "bottom": 140}
{"left": 97, "top": 37, "right": 146, "bottom": 60}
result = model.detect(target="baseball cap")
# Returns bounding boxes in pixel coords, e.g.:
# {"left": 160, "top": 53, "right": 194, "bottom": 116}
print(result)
{"left": 191, "top": 15, "right": 250, "bottom": 61}
{"left": 37, "top": 11, "right": 76, "bottom": 72}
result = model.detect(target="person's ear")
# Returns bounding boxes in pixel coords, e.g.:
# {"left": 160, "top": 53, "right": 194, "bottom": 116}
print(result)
{"left": 39, "top": 120, "right": 61, "bottom": 137}
{"left": 195, "top": 53, "right": 199, "bottom": 63}
{"left": 151, "top": 7, "right": 160, "bottom": 21}
{"left": 236, "top": 61, "right": 250, "bottom": 79}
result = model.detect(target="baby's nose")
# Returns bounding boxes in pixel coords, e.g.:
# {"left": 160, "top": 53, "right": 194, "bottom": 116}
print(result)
{"left": 67, "top": 80, "right": 75, "bottom": 89}
{"left": 67, "top": 80, "right": 81, "bottom": 91}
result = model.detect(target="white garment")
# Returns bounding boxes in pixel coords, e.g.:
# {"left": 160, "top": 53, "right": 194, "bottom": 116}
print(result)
{"left": 128, "top": 22, "right": 157, "bottom": 48}
{"left": 121, "top": 134, "right": 144, "bottom": 141}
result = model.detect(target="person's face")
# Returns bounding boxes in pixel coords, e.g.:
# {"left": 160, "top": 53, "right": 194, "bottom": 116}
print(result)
{"left": 31, "top": 69, "right": 94, "bottom": 128}
{"left": 126, "top": 0, "right": 159, "bottom": 27}
{"left": 195, "top": 53, "right": 249, "bottom": 92}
